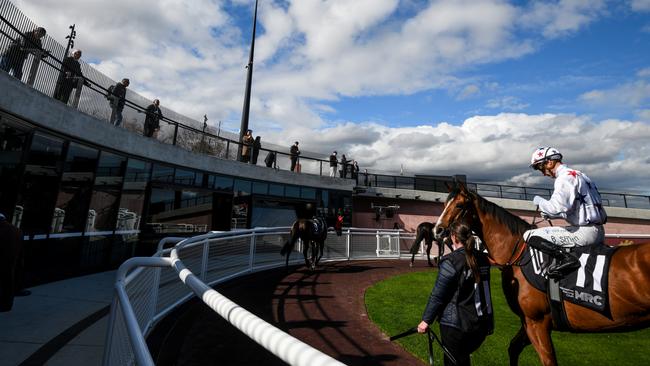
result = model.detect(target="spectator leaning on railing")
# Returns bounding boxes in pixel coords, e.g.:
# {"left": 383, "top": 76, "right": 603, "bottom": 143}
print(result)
{"left": 53, "top": 49, "right": 84, "bottom": 104}
{"left": 106, "top": 78, "right": 130, "bottom": 127}
{"left": 290, "top": 141, "right": 300, "bottom": 172}
{"left": 0, "top": 26, "right": 47, "bottom": 80}
{"left": 143, "top": 99, "right": 163, "bottom": 138}
{"left": 329, "top": 151, "right": 338, "bottom": 177}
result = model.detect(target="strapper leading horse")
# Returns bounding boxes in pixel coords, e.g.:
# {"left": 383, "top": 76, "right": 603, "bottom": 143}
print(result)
{"left": 434, "top": 182, "right": 650, "bottom": 366}
{"left": 280, "top": 216, "right": 341, "bottom": 270}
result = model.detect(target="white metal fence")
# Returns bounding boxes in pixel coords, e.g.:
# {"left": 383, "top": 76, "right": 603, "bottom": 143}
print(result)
{"left": 102, "top": 227, "right": 417, "bottom": 366}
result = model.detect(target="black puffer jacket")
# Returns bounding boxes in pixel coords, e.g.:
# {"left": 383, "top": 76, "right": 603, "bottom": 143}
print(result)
{"left": 422, "top": 248, "right": 493, "bottom": 332}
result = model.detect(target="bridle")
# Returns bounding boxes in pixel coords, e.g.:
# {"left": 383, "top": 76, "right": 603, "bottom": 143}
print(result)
{"left": 445, "top": 190, "right": 527, "bottom": 267}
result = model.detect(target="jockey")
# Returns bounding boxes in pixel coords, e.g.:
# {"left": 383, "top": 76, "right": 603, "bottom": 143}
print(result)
{"left": 524, "top": 147, "right": 607, "bottom": 278}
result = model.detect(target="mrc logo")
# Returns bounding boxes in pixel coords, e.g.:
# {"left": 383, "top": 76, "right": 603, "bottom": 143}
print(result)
{"left": 560, "top": 287, "right": 603, "bottom": 306}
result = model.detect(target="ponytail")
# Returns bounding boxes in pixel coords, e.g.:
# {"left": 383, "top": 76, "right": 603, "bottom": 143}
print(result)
{"left": 449, "top": 221, "right": 481, "bottom": 283}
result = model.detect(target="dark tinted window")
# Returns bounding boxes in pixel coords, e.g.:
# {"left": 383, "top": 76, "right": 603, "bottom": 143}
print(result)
{"left": 285, "top": 185, "right": 300, "bottom": 198}
{"left": 301, "top": 187, "right": 316, "bottom": 200}
{"left": 87, "top": 152, "right": 127, "bottom": 232}
{"left": 210, "top": 175, "right": 233, "bottom": 191}
{"left": 0, "top": 121, "right": 30, "bottom": 222}
{"left": 252, "top": 181, "right": 268, "bottom": 195}
{"left": 152, "top": 163, "right": 174, "bottom": 182}
{"left": 269, "top": 184, "right": 284, "bottom": 197}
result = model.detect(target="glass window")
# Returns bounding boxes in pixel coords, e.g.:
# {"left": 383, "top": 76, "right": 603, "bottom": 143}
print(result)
{"left": 116, "top": 159, "right": 150, "bottom": 233}
{"left": 175, "top": 168, "right": 196, "bottom": 185}
{"left": 87, "top": 152, "right": 127, "bottom": 233}
{"left": 15, "top": 133, "right": 65, "bottom": 234}
{"left": 269, "top": 184, "right": 284, "bottom": 197}
{"left": 234, "top": 179, "right": 251, "bottom": 196}
{"left": 152, "top": 163, "right": 174, "bottom": 183}
{"left": 285, "top": 185, "right": 300, "bottom": 198}
{"left": 210, "top": 175, "right": 233, "bottom": 192}
{"left": 252, "top": 181, "right": 268, "bottom": 195}
{"left": 0, "top": 121, "right": 30, "bottom": 224}
{"left": 301, "top": 187, "right": 316, "bottom": 200}
{"left": 53, "top": 143, "right": 99, "bottom": 233}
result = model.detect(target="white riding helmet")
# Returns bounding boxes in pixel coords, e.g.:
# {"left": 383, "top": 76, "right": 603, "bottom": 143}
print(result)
{"left": 529, "top": 147, "right": 562, "bottom": 169}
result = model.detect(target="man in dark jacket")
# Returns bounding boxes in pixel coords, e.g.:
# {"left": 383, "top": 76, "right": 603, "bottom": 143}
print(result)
{"left": 53, "top": 49, "right": 84, "bottom": 104}
{"left": 329, "top": 151, "right": 338, "bottom": 177}
{"left": 0, "top": 26, "right": 46, "bottom": 80}
{"left": 0, "top": 213, "right": 24, "bottom": 312}
{"left": 107, "top": 78, "right": 130, "bottom": 126}
{"left": 290, "top": 141, "right": 300, "bottom": 172}
{"left": 340, "top": 154, "right": 348, "bottom": 178}
{"left": 143, "top": 99, "right": 163, "bottom": 137}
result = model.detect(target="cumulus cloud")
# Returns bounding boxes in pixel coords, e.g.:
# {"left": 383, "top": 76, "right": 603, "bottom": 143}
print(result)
{"left": 288, "top": 113, "right": 650, "bottom": 193}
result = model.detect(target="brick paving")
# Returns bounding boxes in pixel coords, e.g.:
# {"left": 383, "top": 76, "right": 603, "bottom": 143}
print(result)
{"left": 170, "top": 260, "right": 428, "bottom": 366}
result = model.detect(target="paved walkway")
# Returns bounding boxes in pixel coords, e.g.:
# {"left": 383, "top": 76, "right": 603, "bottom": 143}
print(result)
{"left": 0, "top": 271, "right": 115, "bottom": 366}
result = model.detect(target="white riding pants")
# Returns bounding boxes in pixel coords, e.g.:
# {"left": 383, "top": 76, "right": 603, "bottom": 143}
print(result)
{"left": 524, "top": 225, "right": 605, "bottom": 248}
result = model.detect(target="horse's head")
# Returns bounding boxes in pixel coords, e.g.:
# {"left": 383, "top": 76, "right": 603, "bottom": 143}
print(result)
{"left": 434, "top": 181, "right": 477, "bottom": 240}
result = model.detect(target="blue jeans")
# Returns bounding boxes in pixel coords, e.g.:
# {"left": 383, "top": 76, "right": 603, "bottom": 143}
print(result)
{"left": 110, "top": 106, "right": 124, "bottom": 126}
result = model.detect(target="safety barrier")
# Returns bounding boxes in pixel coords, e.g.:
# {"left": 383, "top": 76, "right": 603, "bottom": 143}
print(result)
{"left": 102, "top": 228, "right": 415, "bottom": 366}
{"left": 103, "top": 228, "right": 650, "bottom": 365}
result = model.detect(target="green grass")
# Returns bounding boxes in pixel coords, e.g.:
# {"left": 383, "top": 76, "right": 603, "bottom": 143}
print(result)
{"left": 365, "top": 269, "right": 650, "bottom": 365}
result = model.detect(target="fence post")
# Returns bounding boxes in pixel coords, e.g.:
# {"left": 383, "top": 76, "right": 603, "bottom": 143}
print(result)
{"left": 249, "top": 233, "right": 256, "bottom": 271}
{"left": 226, "top": 140, "right": 230, "bottom": 159}
{"left": 346, "top": 229, "right": 351, "bottom": 260}
{"left": 102, "top": 292, "right": 119, "bottom": 366}
{"left": 201, "top": 239, "right": 209, "bottom": 281}
{"left": 173, "top": 123, "right": 179, "bottom": 146}
{"left": 320, "top": 161, "right": 323, "bottom": 176}
{"left": 71, "top": 77, "right": 84, "bottom": 108}
{"left": 623, "top": 195, "right": 628, "bottom": 208}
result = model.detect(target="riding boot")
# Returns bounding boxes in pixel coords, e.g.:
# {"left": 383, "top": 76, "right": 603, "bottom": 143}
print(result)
{"left": 527, "top": 236, "right": 580, "bottom": 279}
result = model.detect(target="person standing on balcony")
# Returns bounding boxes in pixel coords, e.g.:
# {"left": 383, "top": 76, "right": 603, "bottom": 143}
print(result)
{"left": 53, "top": 49, "right": 84, "bottom": 104}
{"left": 0, "top": 26, "right": 47, "bottom": 80}
{"left": 251, "top": 136, "right": 261, "bottom": 165}
{"left": 241, "top": 129, "right": 254, "bottom": 163}
{"left": 340, "top": 154, "right": 348, "bottom": 178}
{"left": 106, "top": 78, "right": 129, "bottom": 126}
{"left": 290, "top": 141, "right": 300, "bottom": 172}
{"left": 352, "top": 160, "right": 359, "bottom": 182}
{"left": 143, "top": 99, "right": 163, "bottom": 137}
{"left": 329, "top": 151, "right": 338, "bottom": 177}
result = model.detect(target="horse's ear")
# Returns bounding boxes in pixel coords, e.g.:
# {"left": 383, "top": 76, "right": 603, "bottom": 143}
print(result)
{"left": 457, "top": 181, "right": 468, "bottom": 194}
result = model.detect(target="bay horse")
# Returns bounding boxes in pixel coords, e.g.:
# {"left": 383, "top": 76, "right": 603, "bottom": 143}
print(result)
{"left": 434, "top": 182, "right": 650, "bottom": 365}
{"left": 408, "top": 222, "right": 452, "bottom": 267}
{"left": 280, "top": 216, "right": 341, "bottom": 270}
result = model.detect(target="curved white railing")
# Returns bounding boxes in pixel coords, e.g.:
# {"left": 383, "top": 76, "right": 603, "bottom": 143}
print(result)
{"left": 103, "top": 228, "right": 649, "bottom": 365}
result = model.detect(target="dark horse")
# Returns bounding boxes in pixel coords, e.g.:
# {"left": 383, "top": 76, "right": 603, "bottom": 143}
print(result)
{"left": 434, "top": 182, "right": 650, "bottom": 365}
{"left": 408, "top": 222, "right": 452, "bottom": 267}
{"left": 280, "top": 216, "right": 341, "bottom": 270}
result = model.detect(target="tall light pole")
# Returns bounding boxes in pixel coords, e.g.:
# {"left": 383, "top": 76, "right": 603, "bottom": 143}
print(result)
{"left": 238, "top": 0, "right": 259, "bottom": 161}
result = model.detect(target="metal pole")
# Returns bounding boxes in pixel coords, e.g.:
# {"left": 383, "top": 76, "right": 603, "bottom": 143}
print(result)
{"left": 26, "top": 50, "right": 44, "bottom": 87}
{"left": 238, "top": 0, "right": 259, "bottom": 162}
{"left": 63, "top": 24, "right": 76, "bottom": 60}
{"left": 173, "top": 123, "right": 179, "bottom": 145}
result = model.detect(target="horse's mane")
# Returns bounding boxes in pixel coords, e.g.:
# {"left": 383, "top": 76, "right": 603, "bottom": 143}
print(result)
{"left": 449, "top": 186, "right": 531, "bottom": 236}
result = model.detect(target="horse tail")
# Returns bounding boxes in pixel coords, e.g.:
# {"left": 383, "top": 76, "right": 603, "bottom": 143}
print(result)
{"left": 281, "top": 222, "right": 299, "bottom": 256}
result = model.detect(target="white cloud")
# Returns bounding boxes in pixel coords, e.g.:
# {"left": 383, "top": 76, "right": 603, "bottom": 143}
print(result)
{"left": 631, "top": 0, "right": 650, "bottom": 11}
{"left": 519, "top": 0, "right": 607, "bottom": 38}
{"left": 638, "top": 67, "right": 650, "bottom": 78}
{"left": 637, "top": 109, "right": 650, "bottom": 120}
{"left": 284, "top": 113, "right": 650, "bottom": 192}
{"left": 486, "top": 96, "right": 529, "bottom": 111}
{"left": 580, "top": 81, "right": 650, "bottom": 107}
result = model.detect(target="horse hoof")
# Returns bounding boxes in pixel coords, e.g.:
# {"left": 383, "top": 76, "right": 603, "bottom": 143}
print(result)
{"left": 409, "top": 262, "right": 414, "bottom": 268}
{"left": 428, "top": 262, "right": 434, "bottom": 267}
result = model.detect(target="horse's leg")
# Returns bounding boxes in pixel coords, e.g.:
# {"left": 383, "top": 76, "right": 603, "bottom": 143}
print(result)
{"left": 425, "top": 239, "right": 434, "bottom": 266}
{"left": 409, "top": 231, "right": 424, "bottom": 267}
{"left": 524, "top": 316, "right": 557, "bottom": 366}
{"left": 303, "top": 240, "right": 311, "bottom": 268}
{"left": 508, "top": 323, "right": 531, "bottom": 366}
{"left": 316, "top": 240, "right": 324, "bottom": 266}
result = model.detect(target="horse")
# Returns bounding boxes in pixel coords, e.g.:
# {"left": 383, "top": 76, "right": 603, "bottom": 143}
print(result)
{"left": 408, "top": 222, "right": 452, "bottom": 267}
{"left": 433, "top": 182, "right": 650, "bottom": 366}
{"left": 280, "top": 216, "right": 341, "bottom": 271}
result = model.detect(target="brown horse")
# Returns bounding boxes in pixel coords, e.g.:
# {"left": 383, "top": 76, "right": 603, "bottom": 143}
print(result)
{"left": 408, "top": 222, "right": 452, "bottom": 267}
{"left": 434, "top": 182, "right": 650, "bottom": 366}
{"left": 280, "top": 216, "right": 341, "bottom": 270}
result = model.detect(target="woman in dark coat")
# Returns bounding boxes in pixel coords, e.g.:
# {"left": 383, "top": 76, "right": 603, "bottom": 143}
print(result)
{"left": 53, "top": 49, "right": 84, "bottom": 104}
{"left": 143, "top": 99, "right": 163, "bottom": 137}
{"left": 251, "top": 136, "right": 261, "bottom": 164}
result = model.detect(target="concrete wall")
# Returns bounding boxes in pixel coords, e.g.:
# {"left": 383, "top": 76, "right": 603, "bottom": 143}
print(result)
{"left": 0, "top": 72, "right": 355, "bottom": 192}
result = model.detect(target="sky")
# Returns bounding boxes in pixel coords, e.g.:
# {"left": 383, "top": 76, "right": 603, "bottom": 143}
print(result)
{"left": 13, "top": 0, "right": 650, "bottom": 193}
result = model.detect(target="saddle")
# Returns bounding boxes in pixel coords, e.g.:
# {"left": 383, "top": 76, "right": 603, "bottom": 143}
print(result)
{"left": 520, "top": 243, "right": 619, "bottom": 329}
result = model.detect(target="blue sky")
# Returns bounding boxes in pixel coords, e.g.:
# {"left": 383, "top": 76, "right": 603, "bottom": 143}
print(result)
{"left": 15, "top": 0, "right": 650, "bottom": 193}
